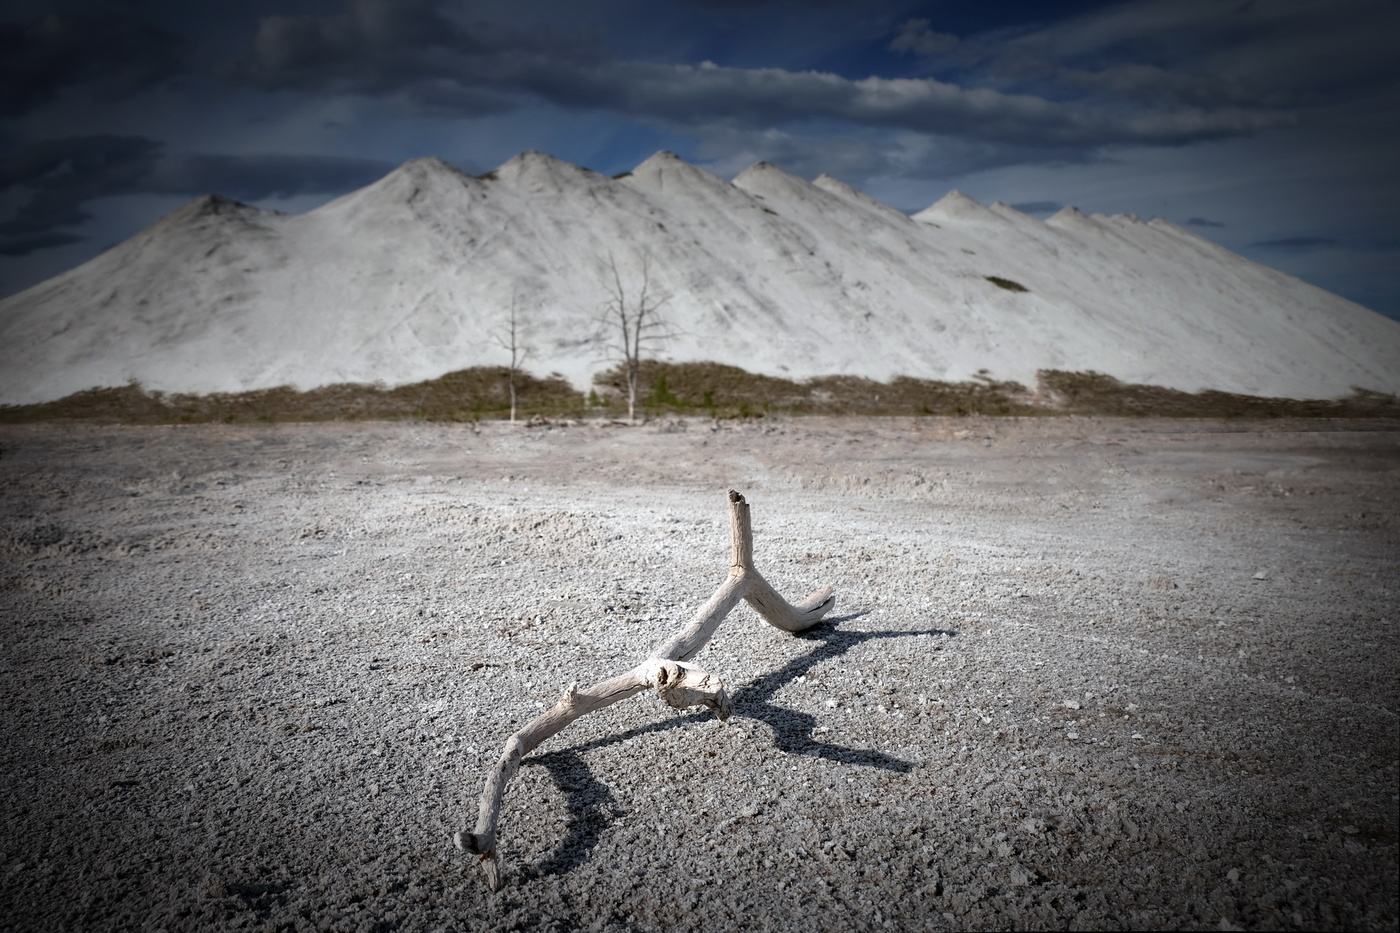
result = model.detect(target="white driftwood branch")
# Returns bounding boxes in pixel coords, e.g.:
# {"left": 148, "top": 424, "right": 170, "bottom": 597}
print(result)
{"left": 457, "top": 489, "right": 834, "bottom": 890}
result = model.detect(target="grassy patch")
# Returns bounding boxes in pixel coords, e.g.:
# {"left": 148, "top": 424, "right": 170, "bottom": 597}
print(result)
{"left": 593, "top": 362, "right": 1036, "bottom": 418}
{"left": 0, "top": 368, "right": 582, "bottom": 425}
{"left": 1037, "top": 370, "right": 1400, "bottom": 418}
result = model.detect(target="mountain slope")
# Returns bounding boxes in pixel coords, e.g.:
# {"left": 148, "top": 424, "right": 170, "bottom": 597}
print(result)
{"left": 2, "top": 150, "right": 1397, "bottom": 405}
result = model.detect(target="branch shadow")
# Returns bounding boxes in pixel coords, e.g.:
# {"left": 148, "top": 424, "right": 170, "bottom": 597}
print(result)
{"left": 734, "top": 612, "right": 959, "bottom": 771}
{"left": 517, "top": 612, "right": 958, "bottom": 882}
{"left": 521, "top": 718, "right": 698, "bottom": 881}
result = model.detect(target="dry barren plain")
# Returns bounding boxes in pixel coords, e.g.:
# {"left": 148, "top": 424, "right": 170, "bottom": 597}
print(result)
{"left": 2, "top": 415, "right": 1397, "bottom": 932}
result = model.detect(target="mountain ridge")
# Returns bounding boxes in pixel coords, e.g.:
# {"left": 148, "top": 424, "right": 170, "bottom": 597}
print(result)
{"left": 1, "top": 149, "right": 1397, "bottom": 406}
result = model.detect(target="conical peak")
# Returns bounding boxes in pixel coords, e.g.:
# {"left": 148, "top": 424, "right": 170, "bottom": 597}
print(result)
{"left": 397, "top": 156, "right": 462, "bottom": 175}
{"left": 320, "top": 156, "right": 476, "bottom": 210}
{"left": 931, "top": 190, "right": 983, "bottom": 211}
{"left": 491, "top": 150, "right": 605, "bottom": 187}
{"left": 158, "top": 193, "right": 270, "bottom": 229}
{"left": 1044, "top": 206, "right": 1106, "bottom": 236}
{"left": 631, "top": 149, "right": 703, "bottom": 176}
{"left": 627, "top": 150, "right": 732, "bottom": 192}
{"left": 732, "top": 160, "right": 814, "bottom": 201}
{"left": 495, "top": 149, "right": 562, "bottom": 172}
{"left": 635, "top": 150, "right": 684, "bottom": 168}
{"left": 373, "top": 156, "right": 475, "bottom": 191}
{"left": 506, "top": 149, "right": 556, "bottom": 164}
{"left": 913, "top": 189, "right": 1000, "bottom": 225}
{"left": 188, "top": 193, "right": 247, "bottom": 214}
{"left": 733, "top": 160, "right": 802, "bottom": 185}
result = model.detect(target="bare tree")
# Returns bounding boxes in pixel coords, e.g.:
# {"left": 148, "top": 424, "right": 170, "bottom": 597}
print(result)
{"left": 599, "top": 252, "right": 671, "bottom": 424}
{"left": 492, "top": 294, "right": 531, "bottom": 423}
{"left": 456, "top": 490, "right": 836, "bottom": 891}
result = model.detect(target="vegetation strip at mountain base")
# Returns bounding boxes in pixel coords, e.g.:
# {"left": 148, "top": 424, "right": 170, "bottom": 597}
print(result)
{"left": 2, "top": 363, "right": 1397, "bottom": 424}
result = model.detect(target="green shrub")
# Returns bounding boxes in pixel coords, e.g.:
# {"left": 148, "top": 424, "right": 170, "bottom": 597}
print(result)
{"left": 985, "top": 275, "right": 1028, "bottom": 292}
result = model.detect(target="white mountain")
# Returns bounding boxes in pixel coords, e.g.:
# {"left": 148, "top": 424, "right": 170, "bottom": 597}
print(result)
{"left": 2, "top": 150, "right": 1397, "bottom": 405}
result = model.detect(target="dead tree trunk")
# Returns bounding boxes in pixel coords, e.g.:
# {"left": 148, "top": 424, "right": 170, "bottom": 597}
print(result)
{"left": 599, "top": 253, "right": 670, "bottom": 425}
{"left": 457, "top": 490, "right": 835, "bottom": 890}
{"left": 492, "top": 295, "right": 531, "bottom": 424}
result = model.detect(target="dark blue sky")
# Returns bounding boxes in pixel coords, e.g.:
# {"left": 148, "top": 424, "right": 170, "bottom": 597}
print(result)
{"left": 3, "top": 0, "right": 1397, "bottom": 318}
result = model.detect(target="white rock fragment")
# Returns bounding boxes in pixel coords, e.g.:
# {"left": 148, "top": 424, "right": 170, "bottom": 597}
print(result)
{"left": 1009, "top": 862, "right": 1035, "bottom": 886}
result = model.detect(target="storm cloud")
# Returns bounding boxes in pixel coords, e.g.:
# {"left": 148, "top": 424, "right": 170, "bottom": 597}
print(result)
{"left": 0, "top": 136, "right": 393, "bottom": 255}
{"left": 898, "top": 0, "right": 1400, "bottom": 113}
{"left": 0, "top": 10, "right": 186, "bottom": 117}
{"left": 234, "top": 0, "right": 1289, "bottom": 150}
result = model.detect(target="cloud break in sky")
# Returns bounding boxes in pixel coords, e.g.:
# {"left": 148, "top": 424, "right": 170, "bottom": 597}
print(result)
{"left": 1, "top": 0, "right": 1397, "bottom": 319}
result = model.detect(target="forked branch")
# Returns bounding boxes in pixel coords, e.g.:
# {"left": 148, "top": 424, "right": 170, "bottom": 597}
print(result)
{"left": 598, "top": 252, "right": 673, "bottom": 424}
{"left": 456, "top": 490, "right": 835, "bottom": 890}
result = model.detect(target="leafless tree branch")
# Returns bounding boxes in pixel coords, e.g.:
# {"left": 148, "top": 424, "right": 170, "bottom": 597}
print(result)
{"left": 456, "top": 490, "right": 836, "bottom": 891}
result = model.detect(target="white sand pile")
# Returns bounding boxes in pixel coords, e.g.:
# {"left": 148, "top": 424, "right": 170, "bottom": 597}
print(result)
{"left": 2, "top": 151, "right": 1398, "bottom": 406}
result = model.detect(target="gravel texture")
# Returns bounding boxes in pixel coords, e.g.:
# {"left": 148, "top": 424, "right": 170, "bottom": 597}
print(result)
{"left": 1, "top": 416, "right": 1397, "bottom": 932}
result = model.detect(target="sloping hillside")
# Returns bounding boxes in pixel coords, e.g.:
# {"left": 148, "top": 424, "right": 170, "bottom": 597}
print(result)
{"left": 1, "top": 150, "right": 1397, "bottom": 405}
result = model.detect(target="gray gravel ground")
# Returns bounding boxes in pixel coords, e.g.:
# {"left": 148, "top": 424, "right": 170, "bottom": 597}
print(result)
{"left": 1, "top": 416, "right": 1397, "bottom": 932}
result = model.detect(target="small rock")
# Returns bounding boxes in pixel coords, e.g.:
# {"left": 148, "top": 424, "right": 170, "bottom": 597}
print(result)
{"left": 1008, "top": 863, "right": 1035, "bottom": 886}
{"left": 1252, "top": 570, "right": 1270, "bottom": 580}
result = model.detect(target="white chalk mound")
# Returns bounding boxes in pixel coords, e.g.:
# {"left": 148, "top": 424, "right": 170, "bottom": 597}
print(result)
{"left": 2, "top": 150, "right": 1397, "bottom": 405}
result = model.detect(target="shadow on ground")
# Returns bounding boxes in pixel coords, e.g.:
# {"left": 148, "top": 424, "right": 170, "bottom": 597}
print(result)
{"left": 520, "top": 614, "right": 959, "bottom": 882}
